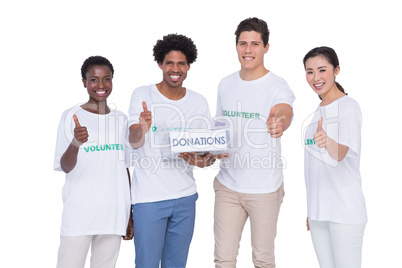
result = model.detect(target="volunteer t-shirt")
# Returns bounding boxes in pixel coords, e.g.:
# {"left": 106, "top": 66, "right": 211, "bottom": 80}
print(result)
{"left": 215, "top": 71, "right": 295, "bottom": 194}
{"left": 54, "top": 106, "right": 131, "bottom": 236}
{"left": 128, "top": 84, "right": 211, "bottom": 204}
{"left": 304, "top": 96, "right": 368, "bottom": 224}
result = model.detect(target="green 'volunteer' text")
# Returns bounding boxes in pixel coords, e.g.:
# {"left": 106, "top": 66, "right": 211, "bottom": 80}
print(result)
{"left": 83, "top": 144, "right": 124, "bottom": 153}
{"left": 305, "top": 139, "right": 316, "bottom": 146}
{"left": 223, "top": 110, "right": 260, "bottom": 119}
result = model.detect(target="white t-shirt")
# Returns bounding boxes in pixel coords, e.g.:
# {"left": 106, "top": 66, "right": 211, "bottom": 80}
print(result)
{"left": 128, "top": 84, "right": 211, "bottom": 204}
{"left": 54, "top": 106, "right": 131, "bottom": 236}
{"left": 304, "top": 96, "right": 368, "bottom": 224}
{"left": 215, "top": 71, "right": 295, "bottom": 194}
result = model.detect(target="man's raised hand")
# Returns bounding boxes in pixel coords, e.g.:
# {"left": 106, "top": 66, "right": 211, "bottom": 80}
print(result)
{"left": 139, "top": 101, "right": 152, "bottom": 133}
{"left": 266, "top": 107, "right": 285, "bottom": 138}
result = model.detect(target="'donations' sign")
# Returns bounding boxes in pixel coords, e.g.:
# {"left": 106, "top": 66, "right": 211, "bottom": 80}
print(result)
{"left": 169, "top": 129, "right": 228, "bottom": 153}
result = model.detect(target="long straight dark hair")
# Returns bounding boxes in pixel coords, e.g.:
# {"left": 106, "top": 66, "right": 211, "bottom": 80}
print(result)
{"left": 303, "top": 46, "right": 347, "bottom": 99}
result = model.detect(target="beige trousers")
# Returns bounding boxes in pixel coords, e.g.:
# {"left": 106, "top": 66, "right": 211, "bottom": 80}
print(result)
{"left": 56, "top": 234, "right": 121, "bottom": 268}
{"left": 214, "top": 178, "right": 284, "bottom": 268}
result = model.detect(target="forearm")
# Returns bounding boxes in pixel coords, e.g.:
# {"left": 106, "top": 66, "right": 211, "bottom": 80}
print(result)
{"left": 325, "top": 137, "right": 349, "bottom": 161}
{"left": 126, "top": 168, "right": 131, "bottom": 186}
{"left": 275, "top": 104, "right": 293, "bottom": 132}
{"left": 60, "top": 142, "right": 79, "bottom": 173}
{"left": 129, "top": 125, "right": 146, "bottom": 149}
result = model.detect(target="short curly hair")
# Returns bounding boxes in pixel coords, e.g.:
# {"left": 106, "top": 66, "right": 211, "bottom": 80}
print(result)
{"left": 81, "top": 56, "right": 114, "bottom": 80}
{"left": 153, "top": 34, "right": 197, "bottom": 65}
{"left": 235, "top": 17, "right": 270, "bottom": 47}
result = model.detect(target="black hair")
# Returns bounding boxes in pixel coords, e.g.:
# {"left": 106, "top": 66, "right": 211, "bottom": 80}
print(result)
{"left": 235, "top": 17, "right": 270, "bottom": 47}
{"left": 153, "top": 34, "right": 197, "bottom": 65}
{"left": 81, "top": 56, "right": 114, "bottom": 80}
{"left": 303, "top": 46, "right": 347, "bottom": 97}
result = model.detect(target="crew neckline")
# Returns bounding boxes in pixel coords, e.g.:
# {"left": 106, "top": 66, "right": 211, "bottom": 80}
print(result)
{"left": 152, "top": 84, "right": 189, "bottom": 103}
{"left": 78, "top": 106, "right": 114, "bottom": 116}
{"left": 236, "top": 70, "right": 273, "bottom": 85}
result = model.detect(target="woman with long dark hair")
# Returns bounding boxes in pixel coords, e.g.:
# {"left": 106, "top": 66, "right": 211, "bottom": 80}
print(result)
{"left": 303, "top": 46, "right": 368, "bottom": 268}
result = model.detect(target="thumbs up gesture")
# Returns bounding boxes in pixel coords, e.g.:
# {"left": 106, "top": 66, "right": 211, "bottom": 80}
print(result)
{"left": 72, "top": 114, "right": 89, "bottom": 147}
{"left": 139, "top": 101, "right": 152, "bottom": 133}
{"left": 267, "top": 107, "right": 285, "bottom": 138}
{"left": 313, "top": 117, "right": 327, "bottom": 148}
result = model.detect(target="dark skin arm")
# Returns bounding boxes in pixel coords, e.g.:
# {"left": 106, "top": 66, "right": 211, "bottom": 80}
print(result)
{"left": 60, "top": 115, "right": 89, "bottom": 173}
{"left": 129, "top": 102, "right": 152, "bottom": 149}
{"left": 123, "top": 168, "right": 133, "bottom": 240}
{"left": 179, "top": 152, "right": 229, "bottom": 168}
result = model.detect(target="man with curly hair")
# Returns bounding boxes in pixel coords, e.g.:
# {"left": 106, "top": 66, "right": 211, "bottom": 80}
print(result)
{"left": 128, "top": 34, "right": 216, "bottom": 267}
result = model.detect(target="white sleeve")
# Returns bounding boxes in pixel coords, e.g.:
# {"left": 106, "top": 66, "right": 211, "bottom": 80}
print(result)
{"left": 128, "top": 92, "right": 144, "bottom": 127}
{"left": 272, "top": 81, "right": 296, "bottom": 108}
{"left": 53, "top": 110, "right": 74, "bottom": 171}
{"left": 214, "top": 83, "right": 228, "bottom": 129}
{"left": 338, "top": 110, "right": 362, "bottom": 158}
{"left": 215, "top": 83, "right": 223, "bottom": 117}
{"left": 119, "top": 114, "right": 133, "bottom": 168}
{"left": 203, "top": 97, "right": 211, "bottom": 118}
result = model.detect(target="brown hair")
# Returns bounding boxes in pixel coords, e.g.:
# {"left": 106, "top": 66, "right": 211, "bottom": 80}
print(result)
{"left": 235, "top": 17, "right": 270, "bottom": 47}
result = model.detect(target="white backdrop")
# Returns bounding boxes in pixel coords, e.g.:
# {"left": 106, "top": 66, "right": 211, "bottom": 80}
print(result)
{"left": 1, "top": 0, "right": 401, "bottom": 267}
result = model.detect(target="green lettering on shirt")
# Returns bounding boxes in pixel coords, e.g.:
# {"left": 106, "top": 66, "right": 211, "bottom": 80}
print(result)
{"left": 222, "top": 110, "right": 260, "bottom": 119}
{"left": 82, "top": 144, "right": 124, "bottom": 153}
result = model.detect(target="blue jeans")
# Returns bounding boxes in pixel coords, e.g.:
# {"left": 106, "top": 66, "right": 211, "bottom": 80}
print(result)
{"left": 132, "top": 193, "right": 198, "bottom": 268}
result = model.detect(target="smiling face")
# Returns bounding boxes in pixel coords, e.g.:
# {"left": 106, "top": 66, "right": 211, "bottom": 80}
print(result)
{"left": 305, "top": 55, "right": 340, "bottom": 99}
{"left": 236, "top": 30, "right": 269, "bottom": 79}
{"left": 82, "top": 65, "right": 113, "bottom": 104}
{"left": 159, "top": 50, "right": 190, "bottom": 89}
